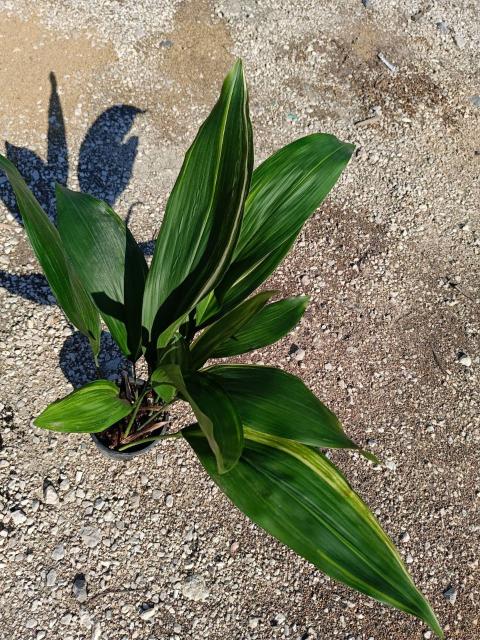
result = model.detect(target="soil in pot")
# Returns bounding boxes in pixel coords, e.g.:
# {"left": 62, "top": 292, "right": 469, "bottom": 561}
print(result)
{"left": 94, "top": 375, "right": 171, "bottom": 455}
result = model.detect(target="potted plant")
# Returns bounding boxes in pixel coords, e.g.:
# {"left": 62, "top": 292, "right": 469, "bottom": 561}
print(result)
{"left": 0, "top": 60, "right": 442, "bottom": 637}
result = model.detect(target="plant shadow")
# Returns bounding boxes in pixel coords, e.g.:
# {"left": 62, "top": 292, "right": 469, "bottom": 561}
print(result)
{"left": 0, "top": 72, "right": 148, "bottom": 382}
{"left": 59, "top": 331, "right": 128, "bottom": 388}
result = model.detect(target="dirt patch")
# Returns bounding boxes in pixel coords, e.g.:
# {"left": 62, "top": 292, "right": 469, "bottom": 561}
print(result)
{"left": 284, "top": 19, "right": 462, "bottom": 126}
{"left": 132, "top": 0, "right": 234, "bottom": 138}
{"left": 0, "top": 12, "right": 116, "bottom": 128}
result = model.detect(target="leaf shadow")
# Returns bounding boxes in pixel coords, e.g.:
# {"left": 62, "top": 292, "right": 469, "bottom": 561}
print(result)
{"left": 0, "top": 73, "right": 68, "bottom": 223}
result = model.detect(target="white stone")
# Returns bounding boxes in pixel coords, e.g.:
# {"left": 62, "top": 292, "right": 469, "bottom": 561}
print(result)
{"left": 181, "top": 575, "right": 209, "bottom": 602}
{"left": 44, "top": 485, "right": 59, "bottom": 505}
{"left": 458, "top": 354, "right": 472, "bottom": 367}
{"left": 248, "top": 618, "right": 259, "bottom": 630}
{"left": 292, "top": 347, "right": 305, "bottom": 362}
{"left": 140, "top": 606, "right": 157, "bottom": 621}
{"left": 10, "top": 509, "right": 27, "bottom": 526}
{"left": 80, "top": 527, "right": 102, "bottom": 548}
{"left": 79, "top": 611, "right": 93, "bottom": 629}
{"left": 51, "top": 544, "right": 65, "bottom": 561}
{"left": 46, "top": 568, "right": 57, "bottom": 587}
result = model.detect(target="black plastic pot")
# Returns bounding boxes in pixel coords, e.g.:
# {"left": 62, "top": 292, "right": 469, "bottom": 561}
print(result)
{"left": 90, "top": 433, "right": 158, "bottom": 461}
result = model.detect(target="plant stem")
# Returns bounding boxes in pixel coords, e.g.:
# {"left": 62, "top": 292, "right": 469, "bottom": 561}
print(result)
{"left": 137, "top": 404, "right": 165, "bottom": 413}
{"left": 139, "top": 407, "right": 165, "bottom": 429}
{"left": 120, "top": 420, "right": 169, "bottom": 446}
{"left": 118, "top": 432, "right": 181, "bottom": 452}
{"left": 123, "top": 390, "right": 148, "bottom": 438}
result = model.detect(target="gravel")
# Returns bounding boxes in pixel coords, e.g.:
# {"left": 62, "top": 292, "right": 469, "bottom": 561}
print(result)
{"left": 0, "top": 1, "right": 479, "bottom": 639}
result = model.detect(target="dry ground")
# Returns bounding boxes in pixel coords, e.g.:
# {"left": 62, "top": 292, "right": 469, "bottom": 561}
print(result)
{"left": 0, "top": 1, "right": 479, "bottom": 639}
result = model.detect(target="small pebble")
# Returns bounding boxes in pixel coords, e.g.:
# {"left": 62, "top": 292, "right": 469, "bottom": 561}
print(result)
{"left": 291, "top": 346, "right": 305, "bottom": 362}
{"left": 91, "top": 623, "right": 102, "bottom": 640}
{"left": 436, "top": 21, "right": 448, "bottom": 33}
{"left": 165, "top": 494, "right": 174, "bottom": 508}
{"left": 453, "top": 33, "right": 466, "bottom": 49}
{"left": 443, "top": 585, "right": 458, "bottom": 604}
{"left": 44, "top": 484, "right": 59, "bottom": 505}
{"left": 10, "top": 509, "right": 27, "bottom": 526}
{"left": 140, "top": 605, "right": 157, "bottom": 621}
{"left": 51, "top": 544, "right": 65, "bottom": 561}
{"left": 272, "top": 613, "right": 286, "bottom": 626}
{"left": 79, "top": 611, "right": 93, "bottom": 629}
{"left": 46, "top": 568, "right": 57, "bottom": 587}
{"left": 457, "top": 353, "right": 472, "bottom": 367}
{"left": 248, "top": 618, "right": 259, "bottom": 630}
{"left": 73, "top": 574, "right": 88, "bottom": 602}
{"left": 80, "top": 526, "right": 102, "bottom": 548}
{"left": 181, "top": 575, "right": 209, "bottom": 601}
{"left": 94, "top": 498, "right": 105, "bottom": 510}
{"left": 453, "top": 32, "right": 465, "bottom": 48}
{"left": 400, "top": 532, "right": 410, "bottom": 543}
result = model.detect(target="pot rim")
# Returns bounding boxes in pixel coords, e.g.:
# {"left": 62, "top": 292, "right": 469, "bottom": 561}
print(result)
{"left": 90, "top": 431, "right": 159, "bottom": 461}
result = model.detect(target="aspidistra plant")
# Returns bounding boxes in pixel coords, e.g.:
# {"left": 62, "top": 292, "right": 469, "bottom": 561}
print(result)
{"left": 0, "top": 61, "right": 442, "bottom": 636}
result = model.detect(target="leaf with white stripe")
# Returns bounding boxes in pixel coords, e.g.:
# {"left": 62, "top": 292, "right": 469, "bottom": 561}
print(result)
{"left": 142, "top": 60, "right": 253, "bottom": 357}
{"left": 184, "top": 426, "right": 443, "bottom": 637}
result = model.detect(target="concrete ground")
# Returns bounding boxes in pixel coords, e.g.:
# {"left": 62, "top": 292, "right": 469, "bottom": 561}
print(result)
{"left": 0, "top": 1, "right": 479, "bottom": 639}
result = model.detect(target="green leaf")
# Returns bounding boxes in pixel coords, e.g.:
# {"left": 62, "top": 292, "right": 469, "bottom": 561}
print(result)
{"left": 198, "top": 234, "right": 297, "bottom": 325}
{"left": 151, "top": 367, "right": 177, "bottom": 404}
{"left": 151, "top": 336, "right": 190, "bottom": 402}
{"left": 0, "top": 154, "right": 101, "bottom": 356}
{"left": 56, "top": 185, "right": 148, "bottom": 360}
{"left": 211, "top": 295, "right": 309, "bottom": 357}
{"left": 184, "top": 427, "right": 443, "bottom": 637}
{"left": 202, "top": 134, "right": 354, "bottom": 321}
{"left": 238, "top": 134, "right": 353, "bottom": 263}
{"left": 151, "top": 365, "right": 243, "bottom": 473}
{"left": 190, "top": 290, "right": 275, "bottom": 369}
{"left": 205, "top": 365, "right": 357, "bottom": 450}
{"left": 34, "top": 380, "right": 133, "bottom": 433}
{"left": 185, "top": 373, "right": 244, "bottom": 474}
{"left": 142, "top": 59, "right": 253, "bottom": 353}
